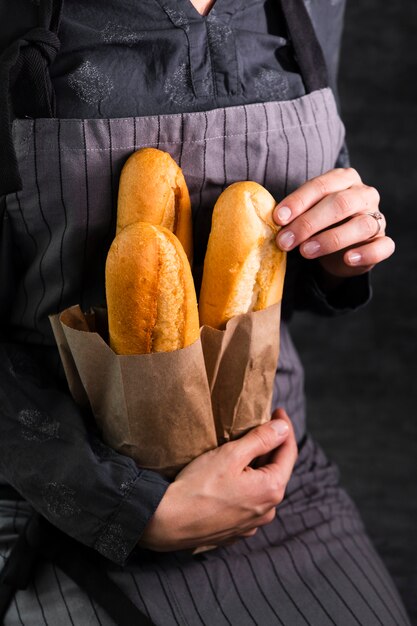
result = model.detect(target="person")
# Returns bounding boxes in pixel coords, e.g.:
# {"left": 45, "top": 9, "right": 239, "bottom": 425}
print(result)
{"left": 0, "top": 0, "right": 410, "bottom": 624}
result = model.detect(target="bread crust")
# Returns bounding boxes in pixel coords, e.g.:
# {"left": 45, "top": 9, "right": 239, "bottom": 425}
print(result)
{"left": 106, "top": 222, "right": 199, "bottom": 354}
{"left": 199, "top": 181, "right": 286, "bottom": 329}
{"left": 116, "top": 148, "right": 193, "bottom": 263}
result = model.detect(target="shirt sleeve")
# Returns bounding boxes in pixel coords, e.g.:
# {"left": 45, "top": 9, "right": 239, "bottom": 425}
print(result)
{"left": 0, "top": 341, "right": 169, "bottom": 566}
{"left": 295, "top": 259, "right": 372, "bottom": 316}
{"left": 282, "top": 246, "right": 372, "bottom": 319}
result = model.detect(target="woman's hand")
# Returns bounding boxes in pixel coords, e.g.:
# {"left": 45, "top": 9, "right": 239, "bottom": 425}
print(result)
{"left": 138, "top": 408, "right": 297, "bottom": 551}
{"left": 273, "top": 168, "right": 395, "bottom": 280}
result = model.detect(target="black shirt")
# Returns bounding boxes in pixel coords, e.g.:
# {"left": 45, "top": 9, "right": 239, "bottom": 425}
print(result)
{"left": 48, "top": 0, "right": 346, "bottom": 119}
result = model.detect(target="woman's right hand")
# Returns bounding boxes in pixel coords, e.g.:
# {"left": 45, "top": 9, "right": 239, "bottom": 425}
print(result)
{"left": 138, "top": 408, "right": 297, "bottom": 551}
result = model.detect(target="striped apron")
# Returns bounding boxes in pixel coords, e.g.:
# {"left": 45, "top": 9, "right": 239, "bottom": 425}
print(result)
{"left": 0, "top": 0, "right": 410, "bottom": 624}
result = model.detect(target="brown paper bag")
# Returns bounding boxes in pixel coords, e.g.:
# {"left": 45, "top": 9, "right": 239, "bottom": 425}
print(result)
{"left": 50, "top": 305, "right": 218, "bottom": 478}
{"left": 50, "top": 300, "right": 281, "bottom": 478}
{"left": 200, "top": 303, "right": 281, "bottom": 443}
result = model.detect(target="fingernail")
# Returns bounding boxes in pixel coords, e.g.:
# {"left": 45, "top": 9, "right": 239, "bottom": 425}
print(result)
{"left": 348, "top": 252, "right": 362, "bottom": 265}
{"left": 275, "top": 206, "right": 292, "bottom": 223}
{"left": 277, "top": 230, "right": 295, "bottom": 250}
{"left": 269, "top": 420, "right": 289, "bottom": 436}
{"left": 302, "top": 241, "right": 321, "bottom": 257}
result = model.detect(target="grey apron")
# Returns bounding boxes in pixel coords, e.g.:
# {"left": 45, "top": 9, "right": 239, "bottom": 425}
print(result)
{"left": 0, "top": 0, "right": 410, "bottom": 624}
{"left": 4, "top": 85, "right": 343, "bottom": 441}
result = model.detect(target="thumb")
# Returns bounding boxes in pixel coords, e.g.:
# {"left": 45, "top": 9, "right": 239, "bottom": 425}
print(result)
{"left": 231, "top": 419, "right": 289, "bottom": 468}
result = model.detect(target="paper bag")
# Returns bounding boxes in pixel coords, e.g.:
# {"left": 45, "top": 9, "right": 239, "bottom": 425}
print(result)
{"left": 200, "top": 303, "right": 281, "bottom": 443}
{"left": 50, "top": 300, "right": 282, "bottom": 477}
{"left": 50, "top": 305, "right": 218, "bottom": 478}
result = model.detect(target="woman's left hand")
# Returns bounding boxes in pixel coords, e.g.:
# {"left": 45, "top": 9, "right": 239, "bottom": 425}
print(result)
{"left": 273, "top": 168, "right": 395, "bottom": 279}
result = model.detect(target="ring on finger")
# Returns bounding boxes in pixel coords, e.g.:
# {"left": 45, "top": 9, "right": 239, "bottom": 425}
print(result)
{"left": 366, "top": 211, "right": 384, "bottom": 239}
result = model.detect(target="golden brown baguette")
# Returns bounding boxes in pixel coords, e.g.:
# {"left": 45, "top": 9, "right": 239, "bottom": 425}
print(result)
{"left": 106, "top": 222, "right": 199, "bottom": 354}
{"left": 199, "top": 181, "right": 286, "bottom": 329}
{"left": 116, "top": 147, "right": 193, "bottom": 263}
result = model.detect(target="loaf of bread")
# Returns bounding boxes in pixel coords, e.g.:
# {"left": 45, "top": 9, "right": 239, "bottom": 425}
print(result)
{"left": 106, "top": 222, "right": 199, "bottom": 355}
{"left": 199, "top": 181, "right": 286, "bottom": 330}
{"left": 116, "top": 148, "right": 193, "bottom": 263}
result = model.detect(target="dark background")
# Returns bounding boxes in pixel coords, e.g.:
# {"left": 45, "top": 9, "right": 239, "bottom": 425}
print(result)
{"left": 292, "top": 1, "right": 417, "bottom": 622}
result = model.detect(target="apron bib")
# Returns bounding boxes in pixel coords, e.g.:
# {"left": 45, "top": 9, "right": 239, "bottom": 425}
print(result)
{"left": 4, "top": 89, "right": 344, "bottom": 441}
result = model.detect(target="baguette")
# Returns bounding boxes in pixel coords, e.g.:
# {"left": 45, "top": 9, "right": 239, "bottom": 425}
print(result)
{"left": 116, "top": 147, "right": 193, "bottom": 263}
{"left": 199, "top": 181, "right": 286, "bottom": 329}
{"left": 106, "top": 222, "right": 199, "bottom": 355}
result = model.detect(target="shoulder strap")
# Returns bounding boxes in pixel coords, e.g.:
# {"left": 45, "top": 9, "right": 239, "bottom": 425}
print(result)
{"left": 280, "top": 0, "right": 329, "bottom": 93}
{"left": 0, "top": 0, "right": 63, "bottom": 197}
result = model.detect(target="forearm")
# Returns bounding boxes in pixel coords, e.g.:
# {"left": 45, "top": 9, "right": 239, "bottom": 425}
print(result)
{"left": 0, "top": 342, "right": 169, "bottom": 565}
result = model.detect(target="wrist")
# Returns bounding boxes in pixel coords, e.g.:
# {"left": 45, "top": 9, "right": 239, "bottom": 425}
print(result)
{"left": 138, "top": 481, "right": 181, "bottom": 551}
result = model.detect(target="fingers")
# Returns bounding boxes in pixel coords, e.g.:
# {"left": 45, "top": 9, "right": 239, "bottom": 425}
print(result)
{"left": 239, "top": 509, "right": 277, "bottom": 538}
{"left": 275, "top": 184, "right": 382, "bottom": 253}
{"left": 344, "top": 235, "right": 396, "bottom": 268}
{"left": 216, "top": 509, "right": 277, "bottom": 546}
{"left": 297, "top": 211, "right": 387, "bottom": 260}
{"left": 274, "top": 168, "right": 362, "bottom": 226}
{"left": 243, "top": 409, "right": 298, "bottom": 509}
{"left": 234, "top": 510, "right": 277, "bottom": 543}
{"left": 270, "top": 168, "right": 394, "bottom": 279}
{"left": 260, "top": 414, "right": 298, "bottom": 490}
{"left": 240, "top": 528, "right": 258, "bottom": 538}
{"left": 229, "top": 416, "right": 290, "bottom": 468}
{"left": 317, "top": 235, "right": 396, "bottom": 278}
{"left": 252, "top": 408, "right": 291, "bottom": 468}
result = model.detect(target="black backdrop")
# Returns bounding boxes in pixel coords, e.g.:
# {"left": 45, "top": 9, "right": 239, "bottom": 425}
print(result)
{"left": 291, "top": 1, "right": 417, "bottom": 621}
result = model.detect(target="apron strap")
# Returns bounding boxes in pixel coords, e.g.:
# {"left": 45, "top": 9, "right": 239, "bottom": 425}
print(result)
{"left": 0, "top": 0, "right": 62, "bottom": 197}
{"left": 280, "top": 0, "right": 329, "bottom": 93}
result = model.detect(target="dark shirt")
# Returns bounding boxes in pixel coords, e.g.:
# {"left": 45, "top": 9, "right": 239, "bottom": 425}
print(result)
{"left": 49, "top": 0, "right": 345, "bottom": 119}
